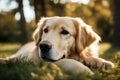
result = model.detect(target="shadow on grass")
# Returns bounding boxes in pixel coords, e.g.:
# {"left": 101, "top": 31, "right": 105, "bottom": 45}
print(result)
{"left": 101, "top": 46, "right": 120, "bottom": 60}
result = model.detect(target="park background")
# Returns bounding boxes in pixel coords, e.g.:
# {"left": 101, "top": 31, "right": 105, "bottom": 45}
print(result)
{"left": 0, "top": 0, "right": 120, "bottom": 80}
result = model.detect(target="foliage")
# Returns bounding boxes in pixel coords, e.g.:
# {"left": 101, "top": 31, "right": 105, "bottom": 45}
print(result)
{"left": 0, "top": 11, "right": 35, "bottom": 42}
{"left": 0, "top": 43, "right": 21, "bottom": 57}
{"left": 0, "top": 43, "right": 120, "bottom": 80}
{"left": 0, "top": 12, "right": 21, "bottom": 42}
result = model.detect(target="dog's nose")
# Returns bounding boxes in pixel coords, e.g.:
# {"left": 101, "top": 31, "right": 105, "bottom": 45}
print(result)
{"left": 40, "top": 42, "right": 52, "bottom": 53}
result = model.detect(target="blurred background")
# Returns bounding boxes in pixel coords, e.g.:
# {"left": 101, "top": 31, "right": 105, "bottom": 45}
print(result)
{"left": 0, "top": 0, "right": 120, "bottom": 47}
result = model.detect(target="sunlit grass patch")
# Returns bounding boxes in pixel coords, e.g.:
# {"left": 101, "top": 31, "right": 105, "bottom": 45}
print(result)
{"left": 100, "top": 43, "right": 120, "bottom": 60}
{"left": 0, "top": 43, "right": 21, "bottom": 58}
{"left": 100, "top": 43, "right": 112, "bottom": 55}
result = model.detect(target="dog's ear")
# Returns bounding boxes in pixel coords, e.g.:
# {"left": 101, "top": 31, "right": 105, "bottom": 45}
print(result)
{"left": 33, "top": 18, "right": 48, "bottom": 45}
{"left": 72, "top": 18, "right": 101, "bottom": 54}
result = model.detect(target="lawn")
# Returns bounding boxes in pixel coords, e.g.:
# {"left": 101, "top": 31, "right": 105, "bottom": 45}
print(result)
{"left": 0, "top": 42, "right": 120, "bottom": 80}
{"left": 0, "top": 43, "right": 21, "bottom": 58}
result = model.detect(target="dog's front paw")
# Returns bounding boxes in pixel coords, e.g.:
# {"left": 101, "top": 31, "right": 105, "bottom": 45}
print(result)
{"left": 83, "top": 57, "right": 114, "bottom": 69}
{"left": 102, "top": 61, "right": 114, "bottom": 69}
{"left": 83, "top": 57, "right": 103, "bottom": 69}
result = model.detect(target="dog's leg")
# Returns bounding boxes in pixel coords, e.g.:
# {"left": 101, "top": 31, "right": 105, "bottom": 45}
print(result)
{"left": 0, "top": 54, "right": 16, "bottom": 64}
{"left": 80, "top": 53, "right": 114, "bottom": 69}
{"left": 55, "top": 59, "right": 94, "bottom": 75}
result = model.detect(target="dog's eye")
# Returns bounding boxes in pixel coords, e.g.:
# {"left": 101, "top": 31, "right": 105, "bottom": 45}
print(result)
{"left": 44, "top": 28, "right": 48, "bottom": 33}
{"left": 61, "top": 30, "right": 69, "bottom": 35}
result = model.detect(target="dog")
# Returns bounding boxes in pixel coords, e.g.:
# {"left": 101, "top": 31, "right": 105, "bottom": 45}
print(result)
{"left": 9, "top": 17, "right": 114, "bottom": 70}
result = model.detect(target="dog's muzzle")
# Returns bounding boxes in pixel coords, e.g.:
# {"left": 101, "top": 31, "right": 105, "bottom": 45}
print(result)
{"left": 39, "top": 41, "right": 65, "bottom": 61}
{"left": 39, "top": 41, "right": 52, "bottom": 60}
{"left": 39, "top": 41, "right": 52, "bottom": 54}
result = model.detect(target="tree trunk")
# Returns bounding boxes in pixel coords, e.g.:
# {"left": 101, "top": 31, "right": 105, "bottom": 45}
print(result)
{"left": 113, "top": 0, "right": 120, "bottom": 47}
{"left": 34, "top": 0, "right": 46, "bottom": 23}
{"left": 17, "top": 0, "right": 28, "bottom": 44}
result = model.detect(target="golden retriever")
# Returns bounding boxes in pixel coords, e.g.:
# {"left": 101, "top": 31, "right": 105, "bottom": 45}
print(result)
{"left": 10, "top": 17, "right": 114, "bottom": 70}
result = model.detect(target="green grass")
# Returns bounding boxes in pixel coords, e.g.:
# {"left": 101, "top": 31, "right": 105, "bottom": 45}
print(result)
{"left": 0, "top": 42, "right": 120, "bottom": 80}
{"left": 0, "top": 43, "right": 21, "bottom": 57}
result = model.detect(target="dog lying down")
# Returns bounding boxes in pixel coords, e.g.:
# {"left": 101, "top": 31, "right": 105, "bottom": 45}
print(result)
{"left": 9, "top": 42, "right": 94, "bottom": 75}
{"left": 4, "top": 17, "right": 114, "bottom": 75}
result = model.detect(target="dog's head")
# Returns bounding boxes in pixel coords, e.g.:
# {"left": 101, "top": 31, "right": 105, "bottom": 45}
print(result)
{"left": 33, "top": 17, "right": 100, "bottom": 61}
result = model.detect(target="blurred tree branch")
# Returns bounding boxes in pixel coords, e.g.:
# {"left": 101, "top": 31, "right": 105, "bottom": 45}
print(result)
{"left": 113, "top": 0, "right": 120, "bottom": 47}
{"left": 34, "top": 0, "right": 46, "bottom": 23}
{"left": 17, "top": 0, "right": 28, "bottom": 44}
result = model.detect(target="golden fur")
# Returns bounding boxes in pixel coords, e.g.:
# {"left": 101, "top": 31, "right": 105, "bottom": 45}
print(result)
{"left": 14, "top": 17, "right": 114, "bottom": 69}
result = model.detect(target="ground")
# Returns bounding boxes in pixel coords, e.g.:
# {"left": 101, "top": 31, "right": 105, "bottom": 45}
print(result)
{"left": 0, "top": 42, "right": 120, "bottom": 80}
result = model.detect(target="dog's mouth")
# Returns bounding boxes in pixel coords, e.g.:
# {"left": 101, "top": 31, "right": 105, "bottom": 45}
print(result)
{"left": 41, "top": 54, "right": 66, "bottom": 62}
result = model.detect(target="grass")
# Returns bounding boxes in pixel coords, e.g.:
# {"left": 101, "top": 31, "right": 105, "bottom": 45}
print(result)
{"left": 0, "top": 42, "right": 120, "bottom": 80}
{"left": 0, "top": 43, "right": 21, "bottom": 57}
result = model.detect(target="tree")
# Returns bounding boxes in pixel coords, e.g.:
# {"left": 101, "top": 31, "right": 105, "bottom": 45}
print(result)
{"left": 17, "top": 0, "right": 28, "bottom": 44}
{"left": 34, "top": 0, "right": 46, "bottom": 23}
{"left": 48, "top": 1, "right": 66, "bottom": 16}
{"left": 113, "top": 0, "right": 120, "bottom": 47}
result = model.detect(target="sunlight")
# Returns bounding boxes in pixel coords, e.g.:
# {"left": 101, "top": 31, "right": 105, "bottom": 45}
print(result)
{"left": 71, "top": 0, "right": 90, "bottom": 4}
{"left": 23, "top": 0, "right": 35, "bottom": 22}
{"left": 0, "top": 0, "right": 35, "bottom": 22}
{"left": 0, "top": 0, "right": 18, "bottom": 12}
{"left": 15, "top": 12, "right": 20, "bottom": 21}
